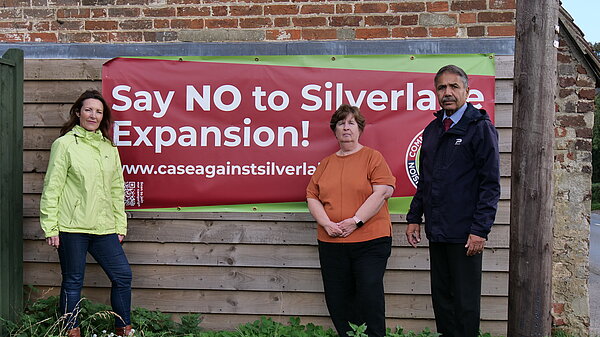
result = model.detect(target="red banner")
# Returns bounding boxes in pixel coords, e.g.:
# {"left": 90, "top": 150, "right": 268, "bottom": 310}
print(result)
{"left": 102, "top": 56, "right": 495, "bottom": 210}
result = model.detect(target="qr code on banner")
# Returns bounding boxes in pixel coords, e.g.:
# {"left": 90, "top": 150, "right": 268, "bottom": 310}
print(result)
{"left": 124, "top": 181, "right": 144, "bottom": 207}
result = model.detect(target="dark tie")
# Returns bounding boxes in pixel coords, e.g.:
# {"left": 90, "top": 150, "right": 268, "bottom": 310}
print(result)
{"left": 443, "top": 118, "right": 453, "bottom": 131}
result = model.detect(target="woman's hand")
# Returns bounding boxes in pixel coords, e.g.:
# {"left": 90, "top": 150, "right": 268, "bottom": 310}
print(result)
{"left": 308, "top": 198, "right": 344, "bottom": 238}
{"left": 337, "top": 218, "right": 358, "bottom": 238}
{"left": 46, "top": 236, "right": 60, "bottom": 249}
{"left": 118, "top": 235, "right": 125, "bottom": 243}
{"left": 323, "top": 222, "right": 344, "bottom": 238}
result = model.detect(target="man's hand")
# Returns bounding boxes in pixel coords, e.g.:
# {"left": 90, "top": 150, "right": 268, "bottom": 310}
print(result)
{"left": 406, "top": 223, "right": 421, "bottom": 248}
{"left": 465, "top": 234, "right": 486, "bottom": 256}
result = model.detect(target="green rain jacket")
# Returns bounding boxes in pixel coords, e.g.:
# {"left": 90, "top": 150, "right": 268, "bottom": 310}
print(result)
{"left": 40, "top": 125, "right": 127, "bottom": 237}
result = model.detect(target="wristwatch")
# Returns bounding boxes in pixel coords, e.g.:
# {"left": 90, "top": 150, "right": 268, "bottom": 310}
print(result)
{"left": 353, "top": 216, "right": 364, "bottom": 228}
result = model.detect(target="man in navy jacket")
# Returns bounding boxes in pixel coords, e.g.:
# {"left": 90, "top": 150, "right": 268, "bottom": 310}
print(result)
{"left": 406, "top": 65, "right": 500, "bottom": 337}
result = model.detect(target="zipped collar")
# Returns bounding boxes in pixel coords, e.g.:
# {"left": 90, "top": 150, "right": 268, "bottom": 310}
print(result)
{"left": 70, "top": 124, "right": 105, "bottom": 142}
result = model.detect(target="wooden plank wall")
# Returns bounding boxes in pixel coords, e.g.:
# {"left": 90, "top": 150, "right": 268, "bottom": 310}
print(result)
{"left": 0, "top": 48, "right": 24, "bottom": 327}
{"left": 22, "top": 57, "right": 513, "bottom": 335}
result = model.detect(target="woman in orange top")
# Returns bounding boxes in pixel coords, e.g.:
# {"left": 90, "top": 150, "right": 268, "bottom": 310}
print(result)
{"left": 306, "top": 104, "right": 396, "bottom": 337}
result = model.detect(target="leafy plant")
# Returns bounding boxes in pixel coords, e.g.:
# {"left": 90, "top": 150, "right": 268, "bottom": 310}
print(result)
{"left": 551, "top": 330, "right": 586, "bottom": 337}
{"left": 2, "top": 296, "right": 506, "bottom": 337}
{"left": 348, "top": 324, "right": 442, "bottom": 337}
{"left": 131, "top": 307, "right": 176, "bottom": 333}
{"left": 234, "top": 316, "right": 337, "bottom": 337}
{"left": 347, "top": 323, "right": 368, "bottom": 337}
{"left": 175, "top": 313, "right": 204, "bottom": 336}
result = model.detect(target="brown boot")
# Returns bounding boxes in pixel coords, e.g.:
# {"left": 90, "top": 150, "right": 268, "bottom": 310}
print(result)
{"left": 115, "top": 325, "right": 134, "bottom": 336}
{"left": 67, "top": 327, "right": 81, "bottom": 337}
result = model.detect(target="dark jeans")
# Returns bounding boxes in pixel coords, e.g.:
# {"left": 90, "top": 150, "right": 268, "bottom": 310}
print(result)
{"left": 318, "top": 236, "right": 392, "bottom": 337}
{"left": 58, "top": 232, "right": 132, "bottom": 329}
{"left": 429, "top": 242, "right": 483, "bottom": 337}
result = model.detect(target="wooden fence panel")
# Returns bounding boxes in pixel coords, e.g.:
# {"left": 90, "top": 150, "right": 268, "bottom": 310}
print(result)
{"left": 0, "top": 48, "right": 24, "bottom": 328}
{"left": 24, "top": 286, "right": 508, "bottom": 335}
{"left": 26, "top": 286, "right": 508, "bottom": 320}
{"left": 23, "top": 239, "right": 510, "bottom": 271}
{"left": 23, "top": 262, "right": 509, "bottom": 295}
{"left": 21, "top": 58, "right": 512, "bottom": 335}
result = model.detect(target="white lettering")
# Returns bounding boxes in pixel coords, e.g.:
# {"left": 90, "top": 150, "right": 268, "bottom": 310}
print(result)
{"left": 366, "top": 90, "right": 387, "bottom": 111}
{"left": 133, "top": 126, "right": 153, "bottom": 146}
{"left": 345, "top": 89, "right": 367, "bottom": 107}
{"left": 406, "top": 83, "right": 414, "bottom": 111}
{"left": 254, "top": 126, "right": 275, "bottom": 147}
{"left": 153, "top": 90, "right": 175, "bottom": 118}
{"left": 391, "top": 90, "right": 404, "bottom": 111}
{"left": 252, "top": 86, "right": 267, "bottom": 111}
{"left": 213, "top": 85, "right": 241, "bottom": 111}
{"left": 155, "top": 126, "right": 176, "bottom": 153}
{"left": 417, "top": 90, "right": 437, "bottom": 111}
{"left": 467, "top": 89, "right": 484, "bottom": 109}
{"left": 301, "top": 84, "right": 322, "bottom": 111}
{"left": 113, "top": 120, "right": 131, "bottom": 146}
{"left": 267, "top": 90, "right": 289, "bottom": 111}
{"left": 178, "top": 126, "right": 197, "bottom": 147}
{"left": 112, "top": 85, "right": 132, "bottom": 111}
{"left": 186, "top": 85, "right": 211, "bottom": 111}
{"left": 133, "top": 91, "right": 152, "bottom": 111}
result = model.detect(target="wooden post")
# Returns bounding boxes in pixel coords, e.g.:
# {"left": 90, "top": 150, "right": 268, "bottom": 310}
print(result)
{"left": 508, "top": 0, "right": 558, "bottom": 336}
{"left": 0, "top": 48, "right": 24, "bottom": 329}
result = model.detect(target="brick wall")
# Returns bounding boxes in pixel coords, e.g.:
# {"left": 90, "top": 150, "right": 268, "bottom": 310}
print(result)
{"left": 552, "top": 33, "right": 595, "bottom": 335}
{"left": 0, "top": 0, "right": 516, "bottom": 43}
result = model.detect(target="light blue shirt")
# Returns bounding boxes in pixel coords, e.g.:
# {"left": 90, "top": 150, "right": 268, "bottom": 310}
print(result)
{"left": 443, "top": 103, "right": 468, "bottom": 129}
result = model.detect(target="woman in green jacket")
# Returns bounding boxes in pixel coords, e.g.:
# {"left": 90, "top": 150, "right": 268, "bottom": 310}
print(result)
{"left": 40, "top": 90, "right": 134, "bottom": 337}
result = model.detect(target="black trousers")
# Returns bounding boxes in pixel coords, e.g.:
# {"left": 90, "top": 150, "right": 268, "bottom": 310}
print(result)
{"left": 429, "top": 242, "right": 483, "bottom": 337}
{"left": 318, "top": 236, "right": 392, "bottom": 337}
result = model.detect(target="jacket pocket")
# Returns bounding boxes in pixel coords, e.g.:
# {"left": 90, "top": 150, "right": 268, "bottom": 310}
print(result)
{"left": 68, "top": 199, "right": 81, "bottom": 226}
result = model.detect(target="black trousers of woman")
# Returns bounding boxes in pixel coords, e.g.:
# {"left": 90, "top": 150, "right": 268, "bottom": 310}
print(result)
{"left": 318, "top": 236, "right": 392, "bottom": 337}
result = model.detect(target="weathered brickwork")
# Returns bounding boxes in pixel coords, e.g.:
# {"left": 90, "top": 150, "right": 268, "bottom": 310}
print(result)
{"left": 552, "top": 34, "right": 595, "bottom": 335}
{"left": 0, "top": 0, "right": 516, "bottom": 43}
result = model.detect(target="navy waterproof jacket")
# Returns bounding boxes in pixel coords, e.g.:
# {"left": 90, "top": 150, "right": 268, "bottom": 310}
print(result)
{"left": 406, "top": 103, "right": 500, "bottom": 243}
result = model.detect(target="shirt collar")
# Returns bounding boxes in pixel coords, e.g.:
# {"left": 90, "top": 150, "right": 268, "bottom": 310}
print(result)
{"left": 443, "top": 103, "right": 468, "bottom": 127}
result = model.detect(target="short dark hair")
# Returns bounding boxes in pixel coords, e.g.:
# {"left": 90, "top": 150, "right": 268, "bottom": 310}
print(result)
{"left": 329, "top": 104, "right": 365, "bottom": 133}
{"left": 434, "top": 65, "right": 469, "bottom": 87}
{"left": 61, "top": 89, "right": 113, "bottom": 142}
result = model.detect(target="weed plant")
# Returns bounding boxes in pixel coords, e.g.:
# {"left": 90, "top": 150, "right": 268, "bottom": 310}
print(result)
{"left": 2, "top": 296, "right": 556, "bottom": 337}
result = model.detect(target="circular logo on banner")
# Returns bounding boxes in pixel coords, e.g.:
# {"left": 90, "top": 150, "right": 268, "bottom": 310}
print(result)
{"left": 405, "top": 130, "right": 423, "bottom": 188}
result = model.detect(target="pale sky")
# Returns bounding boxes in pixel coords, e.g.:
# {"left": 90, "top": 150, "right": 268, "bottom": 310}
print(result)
{"left": 561, "top": 0, "right": 599, "bottom": 44}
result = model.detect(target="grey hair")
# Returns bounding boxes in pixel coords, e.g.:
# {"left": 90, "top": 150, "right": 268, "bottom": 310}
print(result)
{"left": 434, "top": 65, "right": 469, "bottom": 87}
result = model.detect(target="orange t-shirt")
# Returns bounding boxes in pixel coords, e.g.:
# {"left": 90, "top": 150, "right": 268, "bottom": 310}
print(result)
{"left": 306, "top": 146, "right": 396, "bottom": 243}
